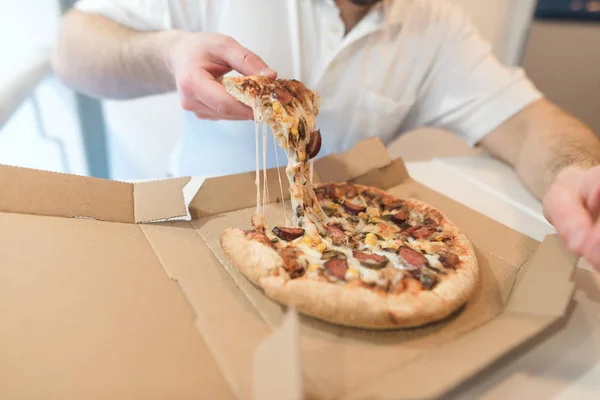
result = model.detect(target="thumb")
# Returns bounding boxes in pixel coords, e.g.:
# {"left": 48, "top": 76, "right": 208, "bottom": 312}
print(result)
{"left": 215, "top": 37, "right": 277, "bottom": 78}
{"left": 544, "top": 179, "right": 593, "bottom": 253}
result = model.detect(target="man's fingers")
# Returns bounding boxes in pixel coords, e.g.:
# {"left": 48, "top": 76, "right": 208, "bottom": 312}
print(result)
{"left": 584, "top": 179, "right": 600, "bottom": 221}
{"left": 216, "top": 37, "right": 277, "bottom": 78}
{"left": 582, "top": 220, "right": 600, "bottom": 269}
{"left": 187, "top": 69, "right": 253, "bottom": 120}
{"left": 544, "top": 184, "right": 593, "bottom": 253}
{"left": 197, "top": 78, "right": 253, "bottom": 119}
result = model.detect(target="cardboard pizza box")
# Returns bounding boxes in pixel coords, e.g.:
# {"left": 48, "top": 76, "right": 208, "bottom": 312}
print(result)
{"left": 0, "top": 137, "right": 578, "bottom": 399}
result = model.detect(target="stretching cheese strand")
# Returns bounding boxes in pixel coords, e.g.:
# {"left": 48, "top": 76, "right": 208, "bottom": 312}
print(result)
{"left": 262, "top": 120, "right": 269, "bottom": 217}
{"left": 272, "top": 126, "right": 289, "bottom": 226}
{"left": 253, "top": 106, "right": 261, "bottom": 215}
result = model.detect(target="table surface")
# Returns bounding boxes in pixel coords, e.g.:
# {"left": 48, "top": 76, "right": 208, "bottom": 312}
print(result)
{"left": 405, "top": 154, "right": 600, "bottom": 400}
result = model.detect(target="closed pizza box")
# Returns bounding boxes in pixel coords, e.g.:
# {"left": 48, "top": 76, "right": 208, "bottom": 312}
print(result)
{"left": 0, "top": 137, "right": 577, "bottom": 399}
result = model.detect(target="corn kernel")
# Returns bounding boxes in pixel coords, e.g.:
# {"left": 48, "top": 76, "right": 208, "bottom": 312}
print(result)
{"left": 291, "top": 126, "right": 299, "bottom": 136}
{"left": 298, "top": 151, "right": 306, "bottom": 162}
{"left": 308, "top": 264, "right": 321, "bottom": 272}
{"left": 365, "top": 233, "right": 378, "bottom": 246}
{"left": 316, "top": 243, "right": 327, "bottom": 252}
{"left": 346, "top": 269, "right": 359, "bottom": 279}
{"left": 371, "top": 217, "right": 381, "bottom": 223}
{"left": 301, "top": 236, "right": 313, "bottom": 245}
{"left": 312, "top": 235, "right": 322, "bottom": 244}
{"left": 358, "top": 212, "right": 368, "bottom": 220}
{"left": 272, "top": 101, "right": 283, "bottom": 114}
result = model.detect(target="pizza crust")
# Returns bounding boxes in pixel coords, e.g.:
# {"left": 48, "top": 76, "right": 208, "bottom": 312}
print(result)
{"left": 219, "top": 227, "right": 284, "bottom": 286}
{"left": 260, "top": 276, "right": 395, "bottom": 329}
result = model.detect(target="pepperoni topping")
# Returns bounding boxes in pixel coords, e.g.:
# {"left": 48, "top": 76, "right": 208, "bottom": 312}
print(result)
{"left": 346, "top": 184, "right": 358, "bottom": 199}
{"left": 390, "top": 210, "right": 408, "bottom": 225}
{"left": 352, "top": 251, "right": 389, "bottom": 269}
{"left": 272, "top": 227, "right": 305, "bottom": 241}
{"left": 381, "top": 196, "right": 404, "bottom": 210}
{"left": 326, "top": 225, "right": 347, "bottom": 245}
{"left": 279, "top": 248, "right": 305, "bottom": 278}
{"left": 328, "top": 185, "right": 345, "bottom": 200}
{"left": 307, "top": 129, "right": 322, "bottom": 159}
{"left": 410, "top": 226, "right": 436, "bottom": 239}
{"left": 316, "top": 192, "right": 325, "bottom": 201}
{"left": 439, "top": 252, "right": 459, "bottom": 269}
{"left": 272, "top": 87, "right": 293, "bottom": 106}
{"left": 324, "top": 258, "right": 348, "bottom": 280}
{"left": 404, "top": 225, "right": 436, "bottom": 239}
{"left": 343, "top": 201, "right": 366, "bottom": 216}
{"left": 398, "top": 246, "right": 427, "bottom": 269}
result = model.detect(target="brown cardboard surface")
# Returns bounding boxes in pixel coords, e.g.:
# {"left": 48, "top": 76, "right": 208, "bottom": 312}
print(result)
{"left": 0, "top": 164, "right": 134, "bottom": 222}
{"left": 0, "top": 136, "right": 579, "bottom": 399}
{"left": 253, "top": 309, "right": 303, "bottom": 400}
{"left": 0, "top": 212, "right": 233, "bottom": 399}
{"left": 444, "top": 268, "right": 600, "bottom": 400}
{"left": 138, "top": 221, "right": 274, "bottom": 399}
{"left": 189, "top": 166, "right": 302, "bottom": 218}
{"left": 313, "top": 137, "right": 391, "bottom": 183}
{"left": 190, "top": 138, "right": 577, "bottom": 399}
{"left": 133, "top": 177, "right": 190, "bottom": 222}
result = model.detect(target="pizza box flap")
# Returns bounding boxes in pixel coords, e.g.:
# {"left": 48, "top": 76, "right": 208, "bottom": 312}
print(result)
{"left": 0, "top": 209, "right": 234, "bottom": 399}
{"left": 506, "top": 234, "right": 577, "bottom": 317}
{"left": 0, "top": 163, "right": 190, "bottom": 223}
{"left": 188, "top": 137, "right": 409, "bottom": 218}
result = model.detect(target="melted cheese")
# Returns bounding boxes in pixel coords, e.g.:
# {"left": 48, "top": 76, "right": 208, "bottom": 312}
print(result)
{"left": 253, "top": 109, "right": 261, "bottom": 214}
{"left": 262, "top": 120, "right": 268, "bottom": 216}
{"left": 271, "top": 124, "right": 289, "bottom": 225}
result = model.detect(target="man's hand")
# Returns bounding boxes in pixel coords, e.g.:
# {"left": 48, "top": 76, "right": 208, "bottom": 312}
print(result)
{"left": 52, "top": 11, "right": 276, "bottom": 113}
{"left": 168, "top": 32, "right": 277, "bottom": 121}
{"left": 543, "top": 166, "right": 600, "bottom": 269}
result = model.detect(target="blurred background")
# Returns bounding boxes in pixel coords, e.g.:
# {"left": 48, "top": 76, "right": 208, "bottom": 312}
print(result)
{"left": 1, "top": 0, "right": 599, "bottom": 180}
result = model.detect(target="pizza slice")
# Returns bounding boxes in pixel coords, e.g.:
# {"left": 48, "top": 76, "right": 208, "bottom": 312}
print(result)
{"left": 222, "top": 75, "right": 327, "bottom": 235}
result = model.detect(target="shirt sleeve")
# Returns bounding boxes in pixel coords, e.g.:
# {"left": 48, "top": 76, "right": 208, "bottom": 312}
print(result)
{"left": 401, "top": 3, "right": 544, "bottom": 147}
{"left": 72, "top": 0, "right": 199, "bottom": 31}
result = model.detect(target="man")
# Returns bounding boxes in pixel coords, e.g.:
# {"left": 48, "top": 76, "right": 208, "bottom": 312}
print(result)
{"left": 52, "top": 0, "right": 600, "bottom": 270}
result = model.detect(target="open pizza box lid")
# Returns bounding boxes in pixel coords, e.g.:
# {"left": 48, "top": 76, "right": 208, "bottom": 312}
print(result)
{"left": 0, "top": 137, "right": 577, "bottom": 399}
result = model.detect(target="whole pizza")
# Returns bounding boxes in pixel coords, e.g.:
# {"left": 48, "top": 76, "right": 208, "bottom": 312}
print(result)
{"left": 219, "top": 75, "right": 479, "bottom": 329}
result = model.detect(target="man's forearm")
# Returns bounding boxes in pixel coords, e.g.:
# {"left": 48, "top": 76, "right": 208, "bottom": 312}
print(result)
{"left": 482, "top": 99, "right": 600, "bottom": 199}
{"left": 52, "top": 10, "right": 178, "bottom": 99}
{"left": 515, "top": 102, "right": 600, "bottom": 199}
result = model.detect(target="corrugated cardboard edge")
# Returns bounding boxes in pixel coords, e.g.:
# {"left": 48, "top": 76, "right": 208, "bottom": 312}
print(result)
{"left": 0, "top": 163, "right": 193, "bottom": 224}
{"left": 133, "top": 177, "right": 191, "bottom": 223}
{"left": 188, "top": 137, "right": 408, "bottom": 218}
{"left": 0, "top": 163, "right": 135, "bottom": 222}
{"left": 506, "top": 234, "right": 577, "bottom": 316}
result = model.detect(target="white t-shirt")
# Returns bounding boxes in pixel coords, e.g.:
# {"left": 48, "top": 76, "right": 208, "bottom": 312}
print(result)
{"left": 74, "top": 0, "right": 543, "bottom": 178}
